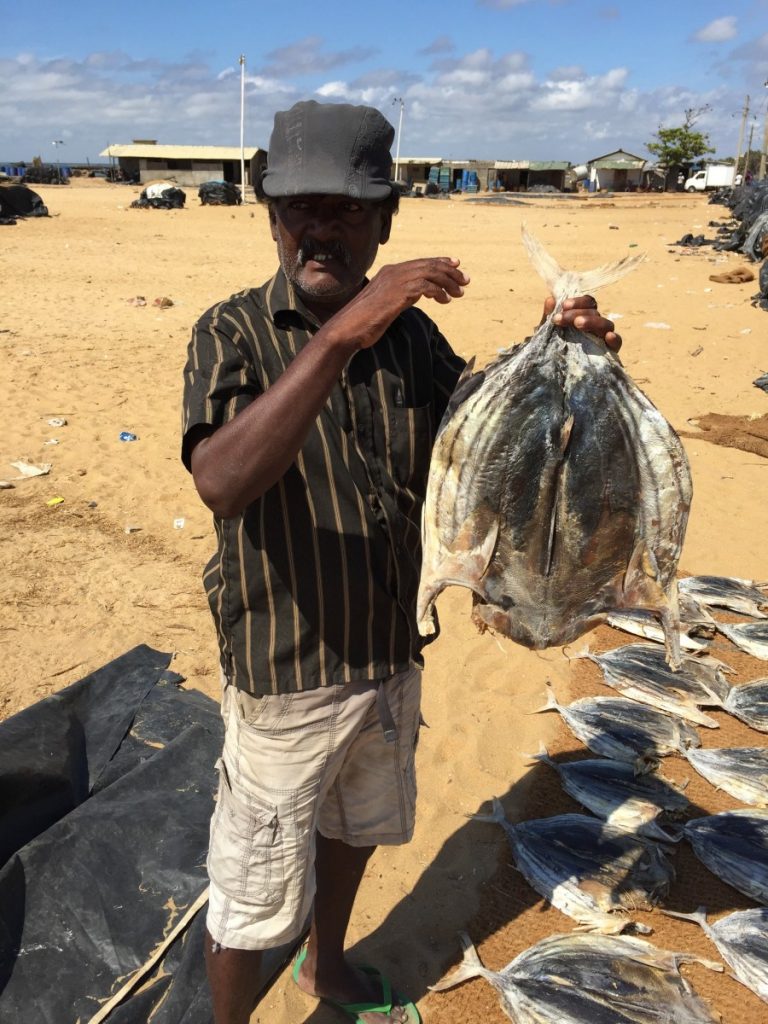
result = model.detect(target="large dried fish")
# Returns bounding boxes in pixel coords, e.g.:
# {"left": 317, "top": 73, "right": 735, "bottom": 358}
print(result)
{"left": 475, "top": 797, "right": 673, "bottom": 933}
{"left": 678, "top": 575, "right": 768, "bottom": 618}
{"left": 684, "top": 747, "right": 768, "bottom": 806}
{"left": 417, "top": 228, "right": 692, "bottom": 668}
{"left": 716, "top": 622, "right": 768, "bottom": 660}
{"left": 430, "top": 931, "right": 721, "bottom": 1024}
{"left": 584, "top": 643, "right": 731, "bottom": 727}
{"left": 664, "top": 906, "right": 768, "bottom": 1005}
{"left": 531, "top": 746, "right": 688, "bottom": 839}
{"left": 724, "top": 678, "right": 768, "bottom": 731}
{"left": 684, "top": 809, "right": 768, "bottom": 903}
{"left": 537, "top": 684, "right": 701, "bottom": 766}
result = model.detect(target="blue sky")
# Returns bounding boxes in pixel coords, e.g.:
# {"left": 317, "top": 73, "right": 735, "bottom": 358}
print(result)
{"left": 2, "top": 0, "right": 767, "bottom": 164}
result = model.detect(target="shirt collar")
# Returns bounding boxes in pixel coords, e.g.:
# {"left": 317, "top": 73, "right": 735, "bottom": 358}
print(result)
{"left": 260, "top": 267, "right": 371, "bottom": 332}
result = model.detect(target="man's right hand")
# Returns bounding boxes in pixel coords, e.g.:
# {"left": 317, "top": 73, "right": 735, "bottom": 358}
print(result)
{"left": 321, "top": 258, "right": 470, "bottom": 353}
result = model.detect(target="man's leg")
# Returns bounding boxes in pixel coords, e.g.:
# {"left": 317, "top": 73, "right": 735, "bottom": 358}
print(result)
{"left": 205, "top": 933, "right": 263, "bottom": 1024}
{"left": 295, "top": 836, "right": 412, "bottom": 1023}
{"left": 302, "top": 835, "right": 374, "bottom": 986}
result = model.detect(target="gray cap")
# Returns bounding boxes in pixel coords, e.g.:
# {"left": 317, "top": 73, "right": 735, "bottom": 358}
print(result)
{"left": 260, "top": 100, "right": 395, "bottom": 200}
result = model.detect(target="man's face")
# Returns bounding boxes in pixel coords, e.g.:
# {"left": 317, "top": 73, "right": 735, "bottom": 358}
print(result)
{"left": 269, "top": 195, "right": 391, "bottom": 317}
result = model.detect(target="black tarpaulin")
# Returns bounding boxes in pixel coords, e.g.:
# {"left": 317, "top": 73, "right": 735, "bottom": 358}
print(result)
{"left": 0, "top": 185, "right": 49, "bottom": 219}
{"left": 0, "top": 646, "right": 296, "bottom": 1023}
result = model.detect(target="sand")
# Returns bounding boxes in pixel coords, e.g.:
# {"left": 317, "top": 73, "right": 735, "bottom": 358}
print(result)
{"left": 2, "top": 179, "right": 767, "bottom": 1023}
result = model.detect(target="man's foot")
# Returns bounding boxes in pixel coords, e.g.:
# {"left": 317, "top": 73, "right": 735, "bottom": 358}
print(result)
{"left": 293, "top": 945, "right": 420, "bottom": 1024}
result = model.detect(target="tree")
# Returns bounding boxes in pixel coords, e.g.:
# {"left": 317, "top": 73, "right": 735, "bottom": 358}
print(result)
{"left": 646, "top": 107, "right": 715, "bottom": 189}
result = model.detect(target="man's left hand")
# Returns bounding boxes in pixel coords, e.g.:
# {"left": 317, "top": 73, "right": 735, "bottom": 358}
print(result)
{"left": 542, "top": 295, "right": 622, "bottom": 353}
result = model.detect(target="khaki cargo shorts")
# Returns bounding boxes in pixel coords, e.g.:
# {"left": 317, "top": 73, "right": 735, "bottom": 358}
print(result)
{"left": 206, "top": 666, "right": 422, "bottom": 950}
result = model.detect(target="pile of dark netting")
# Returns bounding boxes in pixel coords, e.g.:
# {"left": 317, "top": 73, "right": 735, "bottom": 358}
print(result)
{"left": 198, "top": 180, "right": 242, "bottom": 205}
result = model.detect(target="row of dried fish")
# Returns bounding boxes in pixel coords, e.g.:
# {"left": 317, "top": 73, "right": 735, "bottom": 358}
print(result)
{"left": 573, "top": 639, "right": 768, "bottom": 732}
{"left": 605, "top": 575, "right": 768, "bottom": 661}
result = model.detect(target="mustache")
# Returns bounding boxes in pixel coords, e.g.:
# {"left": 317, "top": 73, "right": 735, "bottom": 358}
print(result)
{"left": 298, "top": 238, "right": 351, "bottom": 267}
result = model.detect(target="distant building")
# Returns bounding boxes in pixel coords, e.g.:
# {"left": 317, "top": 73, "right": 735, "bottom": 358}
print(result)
{"left": 100, "top": 142, "right": 267, "bottom": 188}
{"left": 586, "top": 150, "right": 646, "bottom": 192}
{"left": 490, "top": 161, "right": 570, "bottom": 192}
{"left": 393, "top": 156, "right": 442, "bottom": 187}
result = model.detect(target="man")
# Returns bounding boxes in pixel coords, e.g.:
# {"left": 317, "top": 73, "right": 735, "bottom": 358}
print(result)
{"left": 182, "top": 100, "right": 621, "bottom": 1024}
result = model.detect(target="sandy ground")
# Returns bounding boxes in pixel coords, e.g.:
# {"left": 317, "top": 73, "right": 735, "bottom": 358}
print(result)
{"left": 2, "top": 179, "right": 767, "bottom": 1023}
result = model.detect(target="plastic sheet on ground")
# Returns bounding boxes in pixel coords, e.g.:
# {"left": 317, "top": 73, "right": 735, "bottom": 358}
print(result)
{"left": 0, "top": 645, "right": 296, "bottom": 1023}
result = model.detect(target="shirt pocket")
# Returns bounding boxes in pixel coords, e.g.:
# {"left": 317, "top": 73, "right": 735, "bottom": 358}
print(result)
{"left": 388, "top": 403, "right": 434, "bottom": 492}
{"left": 208, "top": 759, "right": 284, "bottom": 907}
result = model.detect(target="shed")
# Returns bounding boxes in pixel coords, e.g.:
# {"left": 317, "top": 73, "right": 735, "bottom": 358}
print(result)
{"left": 99, "top": 142, "right": 267, "bottom": 188}
{"left": 586, "top": 149, "right": 646, "bottom": 192}
{"left": 490, "top": 161, "right": 569, "bottom": 193}
{"left": 393, "top": 156, "right": 442, "bottom": 189}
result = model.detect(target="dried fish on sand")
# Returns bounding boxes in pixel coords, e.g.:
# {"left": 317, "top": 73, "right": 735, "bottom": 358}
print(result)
{"left": 684, "top": 747, "right": 768, "bottom": 806}
{"left": 531, "top": 746, "right": 688, "bottom": 840}
{"left": 584, "top": 643, "right": 731, "bottom": 727}
{"left": 716, "top": 622, "right": 768, "bottom": 660}
{"left": 537, "top": 684, "right": 701, "bottom": 766}
{"left": 430, "top": 930, "right": 721, "bottom": 1024}
{"left": 724, "top": 678, "right": 768, "bottom": 731}
{"left": 684, "top": 809, "right": 768, "bottom": 904}
{"left": 664, "top": 906, "right": 768, "bottom": 1005}
{"left": 474, "top": 797, "right": 673, "bottom": 933}
{"left": 679, "top": 575, "right": 768, "bottom": 619}
{"left": 606, "top": 608, "right": 710, "bottom": 652}
{"left": 417, "top": 228, "right": 692, "bottom": 668}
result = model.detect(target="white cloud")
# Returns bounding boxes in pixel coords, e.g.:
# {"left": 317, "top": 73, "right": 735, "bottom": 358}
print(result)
{"left": 693, "top": 17, "right": 738, "bottom": 43}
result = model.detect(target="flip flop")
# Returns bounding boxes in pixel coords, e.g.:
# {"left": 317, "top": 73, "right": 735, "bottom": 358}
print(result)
{"left": 292, "top": 945, "right": 421, "bottom": 1023}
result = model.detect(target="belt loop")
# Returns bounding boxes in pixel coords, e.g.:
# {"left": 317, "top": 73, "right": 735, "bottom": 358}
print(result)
{"left": 376, "top": 681, "right": 398, "bottom": 744}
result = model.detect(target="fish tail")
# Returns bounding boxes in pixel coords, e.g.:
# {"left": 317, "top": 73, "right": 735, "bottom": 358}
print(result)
{"left": 530, "top": 681, "right": 561, "bottom": 715}
{"left": 523, "top": 741, "right": 553, "bottom": 765}
{"left": 428, "top": 932, "right": 490, "bottom": 992}
{"left": 661, "top": 906, "right": 709, "bottom": 930}
{"left": 471, "top": 795, "right": 507, "bottom": 825}
{"left": 562, "top": 640, "right": 593, "bottom": 663}
{"left": 521, "top": 223, "right": 647, "bottom": 307}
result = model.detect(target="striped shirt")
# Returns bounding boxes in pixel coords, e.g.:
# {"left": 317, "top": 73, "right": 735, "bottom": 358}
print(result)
{"left": 182, "top": 269, "right": 466, "bottom": 696}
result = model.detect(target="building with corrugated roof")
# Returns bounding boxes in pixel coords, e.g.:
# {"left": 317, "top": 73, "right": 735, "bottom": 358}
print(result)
{"left": 99, "top": 142, "right": 267, "bottom": 187}
{"left": 586, "top": 149, "right": 647, "bottom": 192}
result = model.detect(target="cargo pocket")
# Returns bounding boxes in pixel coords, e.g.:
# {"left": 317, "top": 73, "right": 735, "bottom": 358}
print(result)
{"left": 207, "top": 759, "right": 283, "bottom": 907}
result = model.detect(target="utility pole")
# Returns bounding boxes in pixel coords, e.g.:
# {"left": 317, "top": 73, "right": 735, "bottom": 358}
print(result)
{"left": 760, "top": 80, "right": 768, "bottom": 181}
{"left": 745, "top": 122, "right": 755, "bottom": 177}
{"left": 391, "top": 97, "right": 404, "bottom": 184}
{"left": 239, "top": 54, "right": 246, "bottom": 204}
{"left": 734, "top": 94, "right": 750, "bottom": 177}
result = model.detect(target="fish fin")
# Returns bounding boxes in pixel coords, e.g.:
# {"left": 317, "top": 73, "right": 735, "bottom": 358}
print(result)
{"left": 428, "top": 933, "right": 487, "bottom": 992}
{"left": 542, "top": 414, "right": 574, "bottom": 576}
{"left": 522, "top": 223, "right": 647, "bottom": 306}
{"left": 421, "top": 513, "right": 499, "bottom": 602}
{"left": 416, "top": 513, "right": 498, "bottom": 635}
{"left": 622, "top": 542, "right": 683, "bottom": 669}
{"left": 456, "top": 355, "right": 476, "bottom": 385}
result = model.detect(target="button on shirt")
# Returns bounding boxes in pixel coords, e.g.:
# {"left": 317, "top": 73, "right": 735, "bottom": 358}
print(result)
{"left": 182, "top": 269, "right": 465, "bottom": 696}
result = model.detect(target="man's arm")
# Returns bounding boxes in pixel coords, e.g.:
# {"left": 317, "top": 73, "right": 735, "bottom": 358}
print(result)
{"left": 189, "top": 257, "right": 469, "bottom": 517}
